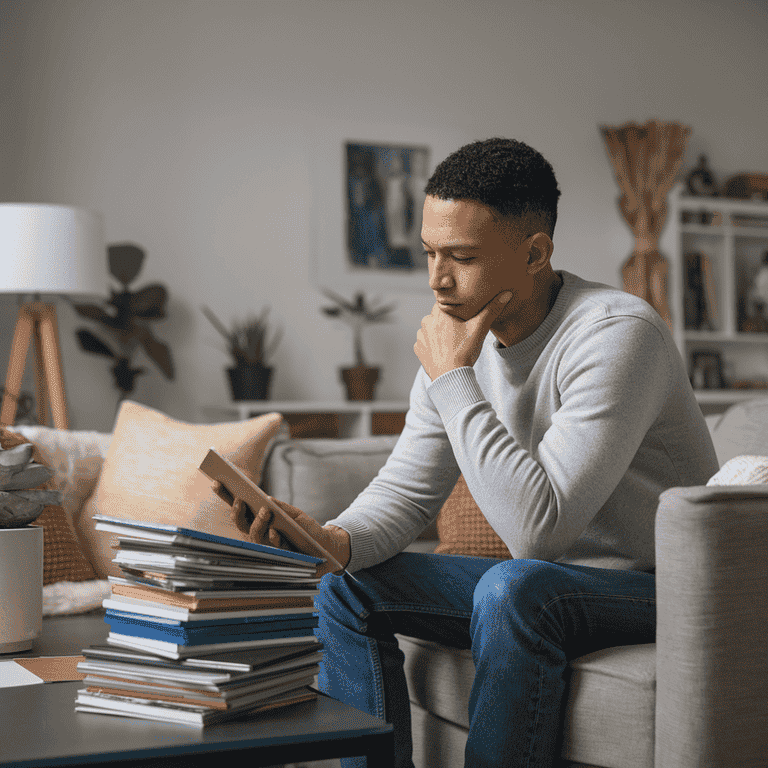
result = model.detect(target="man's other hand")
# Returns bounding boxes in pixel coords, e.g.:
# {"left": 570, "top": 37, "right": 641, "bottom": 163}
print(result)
{"left": 243, "top": 496, "right": 352, "bottom": 577}
{"left": 415, "top": 290, "right": 513, "bottom": 380}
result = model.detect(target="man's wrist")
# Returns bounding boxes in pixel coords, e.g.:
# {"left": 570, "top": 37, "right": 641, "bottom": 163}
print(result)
{"left": 324, "top": 524, "right": 352, "bottom": 569}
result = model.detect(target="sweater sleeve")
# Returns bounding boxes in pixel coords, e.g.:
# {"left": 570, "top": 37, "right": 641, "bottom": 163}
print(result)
{"left": 325, "top": 367, "right": 461, "bottom": 573}
{"left": 426, "top": 315, "right": 672, "bottom": 562}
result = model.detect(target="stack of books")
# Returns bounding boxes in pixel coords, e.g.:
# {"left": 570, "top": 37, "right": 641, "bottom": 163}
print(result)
{"left": 75, "top": 514, "right": 325, "bottom": 726}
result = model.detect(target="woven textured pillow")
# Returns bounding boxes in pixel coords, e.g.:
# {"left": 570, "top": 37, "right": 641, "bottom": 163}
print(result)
{"left": 0, "top": 429, "right": 97, "bottom": 585}
{"left": 79, "top": 401, "right": 284, "bottom": 578}
{"left": 707, "top": 455, "right": 768, "bottom": 486}
{"left": 435, "top": 474, "right": 512, "bottom": 559}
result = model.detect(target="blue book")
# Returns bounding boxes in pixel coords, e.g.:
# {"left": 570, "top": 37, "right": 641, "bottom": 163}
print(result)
{"left": 105, "top": 608, "right": 318, "bottom": 629}
{"left": 92, "top": 514, "right": 323, "bottom": 566}
{"left": 105, "top": 616, "right": 319, "bottom": 646}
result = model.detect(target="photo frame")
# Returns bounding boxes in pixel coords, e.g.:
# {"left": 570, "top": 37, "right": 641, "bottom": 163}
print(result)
{"left": 309, "top": 123, "right": 473, "bottom": 294}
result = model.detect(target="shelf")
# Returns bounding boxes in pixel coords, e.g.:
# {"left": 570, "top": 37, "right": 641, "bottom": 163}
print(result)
{"left": 203, "top": 400, "right": 410, "bottom": 438}
{"left": 692, "top": 389, "right": 768, "bottom": 404}
{"left": 683, "top": 331, "right": 768, "bottom": 343}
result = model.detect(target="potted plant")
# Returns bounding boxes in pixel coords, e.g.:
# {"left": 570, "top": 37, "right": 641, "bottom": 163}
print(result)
{"left": 321, "top": 290, "right": 396, "bottom": 400}
{"left": 202, "top": 305, "right": 283, "bottom": 401}
{"left": 73, "top": 244, "right": 174, "bottom": 406}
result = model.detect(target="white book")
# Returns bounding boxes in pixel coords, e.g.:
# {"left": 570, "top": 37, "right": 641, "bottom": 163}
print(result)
{"left": 75, "top": 682, "right": 316, "bottom": 725}
{"left": 82, "top": 666, "right": 320, "bottom": 701}
{"left": 112, "top": 553, "right": 314, "bottom": 577}
{"left": 107, "top": 631, "right": 320, "bottom": 660}
{"left": 107, "top": 576, "right": 321, "bottom": 600}
{"left": 93, "top": 516, "right": 322, "bottom": 567}
{"left": 103, "top": 597, "right": 315, "bottom": 623}
{"left": 78, "top": 653, "right": 324, "bottom": 691}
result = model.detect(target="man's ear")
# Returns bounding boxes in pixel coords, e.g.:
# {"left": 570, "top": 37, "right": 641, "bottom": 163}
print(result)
{"left": 526, "top": 233, "right": 554, "bottom": 273}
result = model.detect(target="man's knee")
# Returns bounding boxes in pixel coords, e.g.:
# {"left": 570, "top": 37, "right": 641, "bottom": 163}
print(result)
{"left": 472, "top": 559, "right": 563, "bottom": 621}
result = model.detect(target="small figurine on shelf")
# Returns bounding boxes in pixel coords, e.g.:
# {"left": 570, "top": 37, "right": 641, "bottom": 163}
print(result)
{"left": 685, "top": 155, "right": 719, "bottom": 197}
{"left": 684, "top": 155, "right": 719, "bottom": 224}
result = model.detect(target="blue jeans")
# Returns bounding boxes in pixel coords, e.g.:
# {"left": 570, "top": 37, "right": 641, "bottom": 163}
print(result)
{"left": 315, "top": 552, "right": 655, "bottom": 768}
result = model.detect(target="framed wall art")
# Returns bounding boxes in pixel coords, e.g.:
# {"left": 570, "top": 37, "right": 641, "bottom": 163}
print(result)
{"left": 309, "top": 123, "right": 472, "bottom": 294}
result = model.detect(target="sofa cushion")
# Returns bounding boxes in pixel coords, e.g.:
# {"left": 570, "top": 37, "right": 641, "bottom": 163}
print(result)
{"left": 709, "top": 397, "right": 768, "bottom": 466}
{"left": 263, "top": 436, "right": 400, "bottom": 526}
{"left": 1, "top": 428, "right": 98, "bottom": 586}
{"left": 707, "top": 454, "right": 768, "bottom": 486}
{"left": 435, "top": 475, "right": 512, "bottom": 559}
{"left": 399, "top": 634, "right": 655, "bottom": 768}
{"left": 79, "top": 401, "right": 284, "bottom": 578}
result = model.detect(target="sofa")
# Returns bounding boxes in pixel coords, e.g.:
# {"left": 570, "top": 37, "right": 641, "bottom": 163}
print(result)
{"left": 12, "top": 396, "right": 768, "bottom": 768}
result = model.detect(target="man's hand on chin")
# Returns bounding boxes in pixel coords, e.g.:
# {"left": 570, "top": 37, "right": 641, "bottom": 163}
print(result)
{"left": 414, "top": 291, "right": 513, "bottom": 381}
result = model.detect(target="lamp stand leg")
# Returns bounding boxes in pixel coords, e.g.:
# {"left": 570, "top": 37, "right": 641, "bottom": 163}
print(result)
{"left": 1, "top": 303, "right": 70, "bottom": 430}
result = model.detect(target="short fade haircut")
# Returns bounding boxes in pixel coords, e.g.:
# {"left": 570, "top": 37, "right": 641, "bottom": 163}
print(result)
{"left": 424, "top": 137, "right": 561, "bottom": 238}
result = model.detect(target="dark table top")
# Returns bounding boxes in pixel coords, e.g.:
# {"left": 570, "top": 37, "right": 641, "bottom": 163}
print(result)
{"left": 1, "top": 614, "right": 392, "bottom": 767}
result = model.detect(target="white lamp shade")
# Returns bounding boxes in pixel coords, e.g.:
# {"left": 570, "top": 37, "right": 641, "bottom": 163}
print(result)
{"left": 0, "top": 203, "right": 107, "bottom": 295}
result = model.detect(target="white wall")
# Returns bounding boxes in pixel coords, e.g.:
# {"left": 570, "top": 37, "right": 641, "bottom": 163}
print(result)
{"left": 2, "top": 0, "right": 767, "bottom": 431}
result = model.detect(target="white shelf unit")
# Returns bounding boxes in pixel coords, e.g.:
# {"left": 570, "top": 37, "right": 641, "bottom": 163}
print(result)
{"left": 203, "top": 400, "right": 410, "bottom": 438}
{"left": 668, "top": 182, "right": 768, "bottom": 411}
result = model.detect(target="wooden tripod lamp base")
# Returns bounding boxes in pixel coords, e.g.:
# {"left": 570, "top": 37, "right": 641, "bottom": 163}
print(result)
{"left": 1, "top": 302, "right": 70, "bottom": 430}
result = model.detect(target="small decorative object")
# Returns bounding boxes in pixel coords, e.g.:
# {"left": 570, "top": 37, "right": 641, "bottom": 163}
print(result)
{"left": 684, "top": 154, "right": 719, "bottom": 224}
{"left": 684, "top": 252, "right": 717, "bottom": 330}
{"left": 74, "top": 244, "right": 174, "bottom": 403}
{"left": 690, "top": 350, "right": 725, "bottom": 390}
{"left": 202, "top": 306, "right": 283, "bottom": 401}
{"left": 321, "top": 290, "right": 396, "bottom": 400}
{"left": 0, "top": 442, "right": 60, "bottom": 528}
{"left": 686, "top": 155, "right": 719, "bottom": 197}
{"left": 723, "top": 173, "right": 768, "bottom": 201}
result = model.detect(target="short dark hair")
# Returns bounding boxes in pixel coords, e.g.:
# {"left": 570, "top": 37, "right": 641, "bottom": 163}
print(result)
{"left": 424, "top": 138, "right": 561, "bottom": 237}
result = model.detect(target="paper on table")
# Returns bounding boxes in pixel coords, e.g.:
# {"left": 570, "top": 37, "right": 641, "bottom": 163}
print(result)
{"left": 0, "top": 656, "right": 86, "bottom": 687}
{"left": 0, "top": 661, "right": 44, "bottom": 688}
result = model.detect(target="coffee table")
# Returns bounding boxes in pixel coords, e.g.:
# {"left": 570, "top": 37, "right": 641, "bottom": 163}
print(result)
{"left": 1, "top": 615, "right": 394, "bottom": 767}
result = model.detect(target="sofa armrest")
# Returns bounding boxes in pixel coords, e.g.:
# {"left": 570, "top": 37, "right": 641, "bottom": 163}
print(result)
{"left": 655, "top": 485, "right": 768, "bottom": 768}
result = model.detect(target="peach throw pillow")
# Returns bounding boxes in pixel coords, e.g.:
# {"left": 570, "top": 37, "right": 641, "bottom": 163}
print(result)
{"left": 79, "top": 401, "right": 284, "bottom": 578}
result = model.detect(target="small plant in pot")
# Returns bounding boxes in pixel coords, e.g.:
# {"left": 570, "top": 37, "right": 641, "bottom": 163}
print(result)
{"left": 321, "top": 290, "right": 396, "bottom": 401}
{"left": 202, "top": 306, "right": 283, "bottom": 401}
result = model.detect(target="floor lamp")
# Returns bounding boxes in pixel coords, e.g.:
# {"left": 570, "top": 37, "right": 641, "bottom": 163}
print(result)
{"left": 0, "top": 204, "right": 106, "bottom": 429}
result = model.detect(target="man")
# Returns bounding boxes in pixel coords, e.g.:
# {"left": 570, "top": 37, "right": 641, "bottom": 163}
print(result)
{"left": 249, "top": 138, "right": 718, "bottom": 767}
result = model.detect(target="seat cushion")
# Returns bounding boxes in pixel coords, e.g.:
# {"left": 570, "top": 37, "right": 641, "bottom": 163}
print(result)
{"left": 398, "top": 635, "right": 655, "bottom": 768}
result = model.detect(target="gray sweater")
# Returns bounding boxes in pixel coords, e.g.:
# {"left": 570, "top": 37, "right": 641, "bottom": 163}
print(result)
{"left": 329, "top": 271, "right": 719, "bottom": 573}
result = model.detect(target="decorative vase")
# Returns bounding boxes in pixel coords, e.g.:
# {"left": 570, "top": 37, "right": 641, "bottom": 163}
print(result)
{"left": 341, "top": 365, "right": 380, "bottom": 401}
{"left": 0, "top": 525, "right": 43, "bottom": 653}
{"left": 227, "top": 365, "right": 273, "bottom": 401}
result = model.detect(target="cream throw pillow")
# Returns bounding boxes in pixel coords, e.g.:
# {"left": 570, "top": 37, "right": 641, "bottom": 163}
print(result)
{"left": 79, "top": 401, "right": 284, "bottom": 578}
{"left": 707, "top": 455, "right": 768, "bottom": 486}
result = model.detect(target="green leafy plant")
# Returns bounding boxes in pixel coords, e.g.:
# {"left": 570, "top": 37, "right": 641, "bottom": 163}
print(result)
{"left": 202, "top": 305, "right": 283, "bottom": 368}
{"left": 321, "top": 290, "right": 396, "bottom": 368}
{"left": 74, "top": 244, "right": 174, "bottom": 397}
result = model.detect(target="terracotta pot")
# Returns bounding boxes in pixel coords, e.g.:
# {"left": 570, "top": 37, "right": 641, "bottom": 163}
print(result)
{"left": 227, "top": 365, "right": 273, "bottom": 401}
{"left": 341, "top": 366, "right": 380, "bottom": 401}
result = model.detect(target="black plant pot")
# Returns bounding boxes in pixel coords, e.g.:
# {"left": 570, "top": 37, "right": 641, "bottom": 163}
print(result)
{"left": 227, "top": 365, "right": 273, "bottom": 401}
{"left": 340, "top": 365, "right": 380, "bottom": 401}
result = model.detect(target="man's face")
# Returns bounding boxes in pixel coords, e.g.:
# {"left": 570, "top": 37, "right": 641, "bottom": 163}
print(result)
{"left": 421, "top": 195, "right": 533, "bottom": 325}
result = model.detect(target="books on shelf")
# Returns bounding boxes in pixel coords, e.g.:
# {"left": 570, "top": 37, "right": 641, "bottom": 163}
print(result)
{"left": 76, "top": 515, "right": 326, "bottom": 725}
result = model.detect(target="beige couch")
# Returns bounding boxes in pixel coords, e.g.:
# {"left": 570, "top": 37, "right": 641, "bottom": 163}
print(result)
{"left": 14, "top": 397, "right": 768, "bottom": 768}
